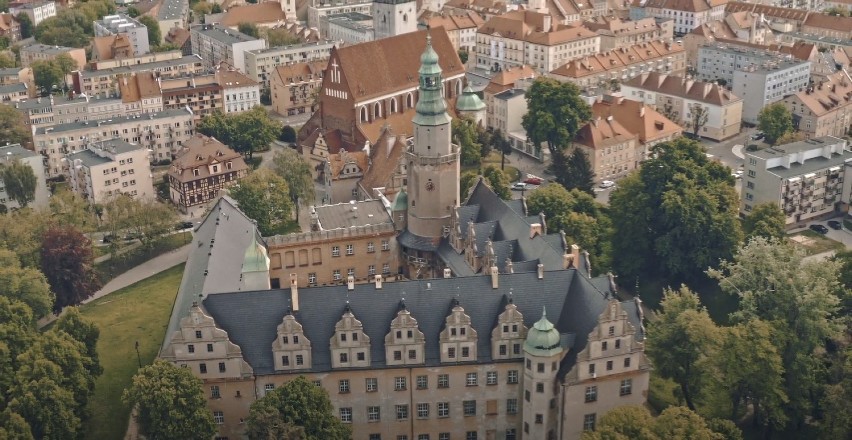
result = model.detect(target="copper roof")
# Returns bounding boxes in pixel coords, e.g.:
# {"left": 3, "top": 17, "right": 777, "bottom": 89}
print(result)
{"left": 591, "top": 96, "right": 682, "bottom": 144}
{"left": 623, "top": 72, "right": 741, "bottom": 106}
{"left": 169, "top": 134, "right": 248, "bottom": 182}
{"left": 221, "top": 2, "right": 287, "bottom": 27}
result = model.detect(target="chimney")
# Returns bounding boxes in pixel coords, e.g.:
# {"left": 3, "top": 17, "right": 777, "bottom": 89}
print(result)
{"left": 529, "top": 223, "right": 543, "bottom": 238}
{"left": 563, "top": 252, "right": 573, "bottom": 269}
{"left": 571, "top": 244, "right": 581, "bottom": 268}
{"left": 347, "top": 275, "right": 355, "bottom": 290}
{"left": 289, "top": 273, "right": 299, "bottom": 311}
{"left": 640, "top": 106, "right": 645, "bottom": 117}
{"left": 490, "top": 265, "right": 499, "bottom": 289}
{"left": 537, "top": 263, "right": 544, "bottom": 279}
{"left": 374, "top": 274, "right": 383, "bottom": 289}
{"left": 443, "top": 268, "right": 452, "bottom": 278}
{"left": 539, "top": 212, "right": 547, "bottom": 235}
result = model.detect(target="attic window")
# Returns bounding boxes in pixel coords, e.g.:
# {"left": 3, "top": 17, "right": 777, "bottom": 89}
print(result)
{"left": 217, "top": 150, "right": 224, "bottom": 156}
{"left": 196, "top": 155, "right": 203, "bottom": 160}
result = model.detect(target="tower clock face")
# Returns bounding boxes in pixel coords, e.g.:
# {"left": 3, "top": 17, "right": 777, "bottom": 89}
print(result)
{"left": 425, "top": 181, "right": 435, "bottom": 191}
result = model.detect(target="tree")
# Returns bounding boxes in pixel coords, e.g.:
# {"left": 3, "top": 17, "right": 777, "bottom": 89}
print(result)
{"left": 757, "top": 103, "right": 793, "bottom": 145}
{"left": 48, "top": 189, "right": 99, "bottom": 232}
{"left": 460, "top": 170, "right": 478, "bottom": 200}
{"left": 0, "top": 248, "right": 53, "bottom": 320}
{"left": 661, "top": 101, "right": 680, "bottom": 123}
{"left": 0, "top": 411, "right": 35, "bottom": 440}
{"left": 554, "top": 148, "right": 595, "bottom": 196}
{"left": 126, "top": 6, "right": 141, "bottom": 17}
{"left": 230, "top": 106, "right": 280, "bottom": 158}
{"left": 457, "top": 49, "right": 468, "bottom": 64}
{"left": 264, "top": 26, "right": 300, "bottom": 47}
{"left": 15, "top": 13, "right": 33, "bottom": 39}
{"left": 238, "top": 22, "right": 260, "bottom": 38}
{"left": 211, "top": 2, "right": 223, "bottom": 13}
{"left": 0, "top": 52, "right": 14, "bottom": 68}
{"left": 609, "top": 137, "right": 742, "bottom": 283}
{"left": 522, "top": 78, "right": 592, "bottom": 153}
{"left": 40, "top": 225, "right": 101, "bottom": 312}
{"left": 54, "top": 307, "right": 102, "bottom": 378}
{"left": 0, "top": 161, "right": 36, "bottom": 207}
{"left": 102, "top": 196, "right": 177, "bottom": 248}
{"left": 646, "top": 286, "right": 720, "bottom": 411}
{"left": 0, "top": 105, "right": 31, "bottom": 147}
{"left": 833, "top": 249, "right": 852, "bottom": 292}
{"left": 742, "top": 203, "right": 785, "bottom": 241}
{"left": 197, "top": 110, "right": 232, "bottom": 145}
{"left": 452, "top": 117, "right": 482, "bottom": 166}
{"left": 686, "top": 103, "right": 709, "bottom": 139}
{"left": 271, "top": 149, "right": 315, "bottom": 221}
{"left": 122, "top": 360, "right": 217, "bottom": 440}
{"left": 652, "top": 406, "right": 726, "bottom": 440}
{"left": 246, "top": 376, "right": 350, "bottom": 440}
{"left": 279, "top": 125, "right": 297, "bottom": 142}
{"left": 708, "top": 237, "right": 845, "bottom": 429}
{"left": 230, "top": 169, "right": 293, "bottom": 235}
{"left": 581, "top": 405, "right": 737, "bottom": 440}
{"left": 818, "top": 347, "right": 852, "bottom": 439}
{"left": 136, "top": 15, "right": 162, "bottom": 47}
{"left": 33, "top": 10, "right": 91, "bottom": 48}
{"left": 824, "top": 6, "right": 849, "bottom": 16}
{"left": 481, "top": 165, "right": 511, "bottom": 200}
{"left": 31, "top": 60, "right": 63, "bottom": 95}
{"left": 191, "top": 1, "right": 211, "bottom": 16}
{"left": 53, "top": 53, "right": 77, "bottom": 91}
{"left": 491, "top": 128, "right": 512, "bottom": 170}
{"left": 0, "top": 208, "right": 48, "bottom": 267}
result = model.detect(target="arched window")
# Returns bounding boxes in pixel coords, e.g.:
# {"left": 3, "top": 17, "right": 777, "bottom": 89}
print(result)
{"left": 390, "top": 98, "right": 398, "bottom": 114}
{"left": 456, "top": 80, "right": 463, "bottom": 96}
{"left": 360, "top": 106, "right": 368, "bottom": 123}
{"left": 403, "top": 13, "right": 408, "bottom": 22}
{"left": 406, "top": 93, "right": 414, "bottom": 108}
{"left": 374, "top": 102, "right": 382, "bottom": 119}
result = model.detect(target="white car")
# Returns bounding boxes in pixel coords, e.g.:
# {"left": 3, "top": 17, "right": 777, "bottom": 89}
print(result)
{"left": 599, "top": 180, "right": 616, "bottom": 189}
{"left": 511, "top": 182, "right": 527, "bottom": 191}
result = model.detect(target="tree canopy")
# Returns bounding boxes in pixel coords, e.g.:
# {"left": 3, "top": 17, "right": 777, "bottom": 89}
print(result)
{"left": 742, "top": 203, "right": 786, "bottom": 241}
{"left": 581, "top": 405, "right": 740, "bottom": 440}
{"left": 521, "top": 78, "right": 592, "bottom": 153}
{"left": 0, "top": 103, "right": 32, "bottom": 147}
{"left": 0, "top": 248, "right": 53, "bottom": 319}
{"left": 552, "top": 148, "right": 595, "bottom": 196}
{"left": 197, "top": 107, "right": 280, "bottom": 158}
{"left": 271, "top": 149, "right": 315, "bottom": 221}
{"left": 0, "top": 161, "right": 37, "bottom": 208}
{"left": 246, "top": 376, "right": 350, "bottom": 440}
{"left": 452, "top": 117, "right": 483, "bottom": 166}
{"left": 757, "top": 103, "right": 793, "bottom": 145}
{"left": 230, "top": 169, "right": 293, "bottom": 235}
{"left": 40, "top": 225, "right": 101, "bottom": 312}
{"left": 481, "top": 165, "right": 511, "bottom": 200}
{"left": 31, "top": 60, "right": 63, "bottom": 95}
{"left": 136, "top": 15, "right": 162, "bottom": 47}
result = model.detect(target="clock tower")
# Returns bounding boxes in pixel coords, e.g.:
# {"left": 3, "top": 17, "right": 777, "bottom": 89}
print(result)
{"left": 405, "top": 34, "right": 460, "bottom": 241}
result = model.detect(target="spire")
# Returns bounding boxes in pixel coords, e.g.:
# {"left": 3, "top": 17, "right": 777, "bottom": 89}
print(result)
{"left": 413, "top": 33, "right": 451, "bottom": 126}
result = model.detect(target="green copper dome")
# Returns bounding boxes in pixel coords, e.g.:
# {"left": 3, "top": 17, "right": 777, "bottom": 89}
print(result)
{"left": 392, "top": 188, "right": 408, "bottom": 211}
{"left": 413, "top": 34, "right": 452, "bottom": 126}
{"left": 456, "top": 85, "right": 485, "bottom": 112}
{"left": 523, "top": 307, "right": 563, "bottom": 357}
{"left": 419, "top": 35, "right": 442, "bottom": 76}
{"left": 242, "top": 237, "right": 270, "bottom": 273}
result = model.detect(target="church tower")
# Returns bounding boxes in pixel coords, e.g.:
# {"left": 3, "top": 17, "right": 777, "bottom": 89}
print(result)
{"left": 372, "top": 0, "right": 417, "bottom": 40}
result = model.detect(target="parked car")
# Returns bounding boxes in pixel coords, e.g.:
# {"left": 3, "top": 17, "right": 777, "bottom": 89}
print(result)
{"left": 175, "top": 221, "right": 194, "bottom": 231}
{"left": 523, "top": 176, "right": 543, "bottom": 185}
{"left": 751, "top": 132, "right": 765, "bottom": 140}
{"left": 599, "top": 180, "right": 616, "bottom": 189}
{"left": 809, "top": 224, "right": 829, "bottom": 234}
{"left": 511, "top": 182, "right": 527, "bottom": 191}
{"left": 827, "top": 220, "right": 842, "bottom": 230}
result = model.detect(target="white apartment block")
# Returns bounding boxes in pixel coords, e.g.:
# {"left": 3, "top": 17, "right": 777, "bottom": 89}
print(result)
{"left": 13, "top": 94, "right": 135, "bottom": 129}
{"left": 89, "top": 50, "right": 184, "bottom": 71}
{"left": 307, "top": 0, "right": 373, "bottom": 28}
{"left": 72, "top": 54, "right": 205, "bottom": 98}
{"left": 742, "top": 136, "right": 851, "bottom": 226}
{"left": 190, "top": 24, "right": 267, "bottom": 72}
{"left": 9, "top": 1, "right": 56, "bottom": 26}
{"left": 491, "top": 87, "right": 544, "bottom": 160}
{"left": 0, "top": 144, "right": 50, "bottom": 209}
{"left": 67, "top": 138, "right": 154, "bottom": 204}
{"left": 220, "top": 71, "right": 261, "bottom": 114}
{"left": 94, "top": 14, "right": 151, "bottom": 56}
{"left": 636, "top": 0, "right": 726, "bottom": 35}
{"left": 244, "top": 40, "right": 336, "bottom": 89}
{"left": 34, "top": 108, "right": 195, "bottom": 177}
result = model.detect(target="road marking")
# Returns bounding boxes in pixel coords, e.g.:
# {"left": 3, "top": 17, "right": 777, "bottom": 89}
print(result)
{"left": 732, "top": 144, "right": 745, "bottom": 159}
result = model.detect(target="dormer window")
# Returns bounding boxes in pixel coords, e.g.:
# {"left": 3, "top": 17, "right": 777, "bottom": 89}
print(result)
{"left": 440, "top": 300, "right": 478, "bottom": 363}
{"left": 272, "top": 314, "right": 311, "bottom": 371}
{"left": 330, "top": 305, "right": 371, "bottom": 369}
{"left": 492, "top": 301, "right": 527, "bottom": 361}
{"left": 385, "top": 304, "right": 425, "bottom": 366}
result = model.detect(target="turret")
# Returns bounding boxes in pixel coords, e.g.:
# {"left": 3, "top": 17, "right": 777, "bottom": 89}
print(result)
{"left": 522, "top": 307, "right": 564, "bottom": 440}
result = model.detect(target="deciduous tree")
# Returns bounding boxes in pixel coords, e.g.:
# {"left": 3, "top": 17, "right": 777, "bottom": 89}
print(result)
{"left": 452, "top": 117, "right": 482, "bottom": 166}
{"left": 686, "top": 103, "right": 710, "bottom": 139}
{"left": 0, "top": 103, "right": 32, "bottom": 147}
{"left": 31, "top": 60, "right": 63, "bottom": 95}
{"left": 280, "top": 125, "right": 297, "bottom": 142}
{"left": 757, "top": 103, "right": 793, "bottom": 145}
{"left": 136, "top": 15, "right": 161, "bottom": 47}
{"left": 491, "top": 128, "right": 512, "bottom": 170}
{"left": 271, "top": 149, "right": 315, "bottom": 221}
{"left": 40, "top": 225, "right": 100, "bottom": 312}
{"left": 230, "top": 106, "right": 280, "bottom": 158}
{"left": 522, "top": 78, "right": 592, "bottom": 153}
{"left": 481, "top": 165, "right": 511, "bottom": 200}
{"left": 122, "top": 360, "right": 216, "bottom": 440}
{"left": 53, "top": 53, "right": 77, "bottom": 90}
{"left": 197, "top": 110, "right": 232, "bottom": 145}
{"left": 54, "top": 307, "right": 102, "bottom": 378}
{"left": 246, "top": 376, "right": 350, "bottom": 440}
{"left": 0, "top": 248, "right": 53, "bottom": 320}
{"left": 264, "top": 26, "right": 299, "bottom": 46}
{"left": 238, "top": 22, "right": 260, "bottom": 38}
{"left": 742, "top": 203, "right": 785, "bottom": 241}
{"left": 102, "top": 195, "right": 177, "bottom": 248}
{"left": 555, "top": 148, "right": 595, "bottom": 196}
{"left": 15, "top": 13, "right": 33, "bottom": 39}
{"left": 0, "top": 161, "right": 36, "bottom": 208}
{"left": 230, "top": 169, "right": 293, "bottom": 235}
{"left": 48, "top": 189, "right": 98, "bottom": 232}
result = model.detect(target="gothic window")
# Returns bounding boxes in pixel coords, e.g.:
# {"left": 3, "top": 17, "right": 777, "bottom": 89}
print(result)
{"left": 390, "top": 98, "right": 398, "bottom": 114}
{"left": 374, "top": 102, "right": 381, "bottom": 119}
{"left": 360, "top": 106, "right": 368, "bottom": 123}
{"left": 406, "top": 93, "right": 413, "bottom": 108}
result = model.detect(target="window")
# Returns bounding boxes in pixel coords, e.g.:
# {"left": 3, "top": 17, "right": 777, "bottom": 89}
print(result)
{"left": 188, "top": 344, "right": 195, "bottom": 353}
{"left": 448, "top": 347, "right": 456, "bottom": 358}
{"left": 615, "top": 339, "right": 621, "bottom": 349}
{"left": 211, "top": 385, "right": 220, "bottom": 398}
{"left": 499, "top": 345, "right": 507, "bottom": 356}
{"left": 486, "top": 371, "right": 497, "bottom": 385}
{"left": 417, "top": 403, "right": 429, "bottom": 418}
{"left": 333, "top": 270, "right": 341, "bottom": 281}
{"left": 439, "top": 435, "right": 450, "bottom": 440}
{"left": 606, "top": 360, "right": 613, "bottom": 371}
{"left": 463, "top": 400, "right": 476, "bottom": 416}
{"left": 418, "top": 435, "right": 430, "bottom": 440}
{"left": 395, "top": 376, "right": 407, "bottom": 390}
{"left": 514, "top": 344, "right": 521, "bottom": 355}
{"left": 535, "top": 414, "right": 543, "bottom": 424}
{"left": 340, "top": 407, "right": 352, "bottom": 423}
{"left": 296, "top": 354, "right": 304, "bottom": 365}
{"left": 508, "top": 370, "right": 519, "bottom": 384}
{"left": 536, "top": 382, "right": 544, "bottom": 393}
{"left": 282, "top": 355, "right": 289, "bottom": 366}
{"left": 346, "top": 244, "right": 354, "bottom": 255}
{"left": 507, "top": 398, "right": 518, "bottom": 414}
{"left": 608, "top": 326, "right": 615, "bottom": 336}
{"left": 624, "top": 357, "right": 631, "bottom": 368}
{"left": 416, "top": 375, "right": 428, "bottom": 389}
{"left": 589, "top": 363, "right": 595, "bottom": 375}
{"left": 264, "top": 383, "right": 274, "bottom": 392}
{"left": 368, "top": 265, "right": 376, "bottom": 275}
{"left": 368, "top": 406, "right": 380, "bottom": 421}
{"left": 466, "top": 432, "right": 477, "bottom": 440}
{"left": 620, "top": 379, "right": 633, "bottom": 396}
{"left": 537, "top": 363, "right": 545, "bottom": 373}
{"left": 394, "top": 350, "right": 402, "bottom": 361}
{"left": 367, "top": 242, "right": 375, "bottom": 252}
{"left": 195, "top": 330, "right": 202, "bottom": 339}
{"left": 366, "top": 377, "right": 378, "bottom": 392}
{"left": 382, "top": 240, "right": 390, "bottom": 250}
{"left": 396, "top": 404, "right": 409, "bottom": 420}
{"left": 602, "top": 341, "right": 608, "bottom": 351}
{"left": 585, "top": 386, "right": 598, "bottom": 402}
{"left": 199, "top": 363, "right": 207, "bottom": 374}
{"left": 207, "top": 343, "right": 213, "bottom": 352}
{"left": 466, "top": 373, "right": 477, "bottom": 386}
{"left": 438, "top": 402, "right": 449, "bottom": 417}
{"left": 370, "top": 435, "right": 381, "bottom": 440}
{"left": 506, "top": 429, "right": 517, "bottom": 440}
{"left": 397, "top": 437, "right": 408, "bottom": 440}
{"left": 525, "top": 390, "right": 530, "bottom": 402}
{"left": 583, "top": 413, "right": 596, "bottom": 431}
{"left": 332, "top": 246, "right": 340, "bottom": 257}
{"left": 308, "top": 273, "right": 316, "bottom": 284}
{"left": 339, "top": 379, "right": 350, "bottom": 393}
{"left": 213, "top": 411, "right": 224, "bottom": 424}
{"left": 408, "top": 349, "right": 417, "bottom": 360}
{"left": 461, "top": 347, "right": 470, "bottom": 357}
{"left": 382, "top": 263, "right": 390, "bottom": 274}
{"left": 438, "top": 374, "right": 449, "bottom": 388}
{"left": 282, "top": 336, "right": 289, "bottom": 344}
{"left": 219, "top": 362, "right": 226, "bottom": 373}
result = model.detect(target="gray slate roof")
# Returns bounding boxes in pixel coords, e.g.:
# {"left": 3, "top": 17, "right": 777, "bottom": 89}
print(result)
{"left": 66, "top": 149, "right": 110, "bottom": 167}
{"left": 203, "top": 268, "right": 641, "bottom": 376}
{"left": 315, "top": 199, "right": 392, "bottom": 230}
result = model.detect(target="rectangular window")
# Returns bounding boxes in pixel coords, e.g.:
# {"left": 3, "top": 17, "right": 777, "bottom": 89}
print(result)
{"left": 536, "top": 382, "right": 544, "bottom": 393}
{"left": 188, "top": 344, "right": 195, "bottom": 353}
{"left": 218, "top": 362, "right": 226, "bottom": 373}
{"left": 417, "top": 403, "right": 429, "bottom": 418}
{"left": 439, "top": 435, "right": 449, "bottom": 440}
{"left": 395, "top": 376, "right": 407, "bottom": 391}
{"left": 346, "top": 244, "right": 353, "bottom": 255}
{"left": 508, "top": 370, "right": 519, "bottom": 384}
{"left": 211, "top": 385, "right": 220, "bottom": 398}
{"left": 625, "top": 357, "right": 631, "bottom": 368}
{"left": 265, "top": 383, "right": 275, "bottom": 392}
{"left": 394, "top": 350, "right": 402, "bottom": 361}
{"left": 366, "top": 378, "right": 378, "bottom": 392}
{"left": 368, "top": 265, "right": 376, "bottom": 275}
{"left": 416, "top": 375, "right": 428, "bottom": 389}
{"left": 461, "top": 347, "right": 470, "bottom": 357}
{"left": 382, "top": 263, "right": 390, "bottom": 274}
{"left": 408, "top": 349, "right": 417, "bottom": 360}
{"left": 607, "top": 360, "right": 613, "bottom": 371}
{"left": 585, "top": 386, "right": 598, "bottom": 402}
{"left": 486, "top": 371, "right": 497, "bottom": 385}
{"left": 438, "top": 402, "right": 449, "bottom": 417}
{"left": 282, "top": 355, "right": 289, "bottom": 366}
{"left": 537, "top": 363, "right": 545, "bottom": 373}
{"left": 296, "top": 355, "right": 304, "bottom": 365}
{"left": 370, "top": 435, "right": 381, "bottom": 440}
{"left": 466, "top": 432, "right": 477, "bottom": 440}
{"left": 466, "top": 373, "right": 477, "bottom": 386}
{"left": 418, "top": 435, "right": 430, "bottom": 440}
{"left": 396, "top": 404, "right": 409, "bottom": 420}
{"left": 463, "top": 400, "right": 476, "bottom": 416}
{"left": 340, "top": 407, "right": 352, "bottom": 423}
{"left": 499, "top": 344, "right": 507, "bottom": 356}
{"left": 195, "top": 330, "right": 202, "bottom": 338}
{"left": 583, "top": 414, "right": 596, "bottom": 431}
{"left": 213, "top": 411, "right": 224, "bottom": 424}
{"left": 339, "top": 379, "right": 350, "bottom": 393}
{"left": 332, "top": 246, "right": 340, "bottom": 257}
{"left": 207, "top": 343, "right": 213, "bottom": 352}
{"left": 368, "top": 406, "right": 380, "bottom": 422}
{"left": 308, "top": 273, "right": 316, "bottom": 285}
{"left": 438, "top": 374, "right": 449, "bottom": 388}
{"left": 199, "top": 363, "right": 207, "bottom": 374}
{"left": 382, "top": 240, "right": 390, "bottom": 250}
{"left": 620, "top": 379, "right": 633, "bottom": 396}
{"left": 367, "top": 242, "right": 375, "bottom": 252}
{"left": 589, "top": 363, "right": 595, "bottom": 375}
{"left": 507, "top": 398, "right": 518, "bottom": 414}
{"left": 602, "top": 341, "right": 608, "bottom": 351}
{"left": 448, "top": 347, "right": 456, "bottom": 358}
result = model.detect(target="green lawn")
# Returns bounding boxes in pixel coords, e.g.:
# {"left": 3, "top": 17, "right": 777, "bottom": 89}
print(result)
{"left": 96, "top": 232, "right": 191, "bottom": 283}
{"left": 789, "top": 230, "right": 846, "bottom": 255}
{"left": 80, "top": 264, "right": 184, "bottom": 440}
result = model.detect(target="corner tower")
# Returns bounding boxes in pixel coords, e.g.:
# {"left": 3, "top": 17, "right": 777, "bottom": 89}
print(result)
{"left": 372, "top": 0, "right": 417, "bottom": 40}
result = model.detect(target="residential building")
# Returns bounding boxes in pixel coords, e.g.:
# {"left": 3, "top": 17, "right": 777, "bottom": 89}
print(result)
{"left": 94, "top": 14, "right": 151, "bottom": 55}
{"left": 622, "top": 72, "right": 743, "bottom": 140}
{"left": 20, "top": 44, "right": 87, "bottom": 70}
{"left": 572, "top": 115, "right": 640, "bottom": 183}
{"left": 0, "top": 67, "right": 34, "bottom": 93}
{"left": 549, "top": 40, "right": 687, "bottom": 91}
{"left": 320, "top": 12, "right": 374, "bottom": 44}
{"left": 244, "top": 40, "right": 336, "bottom": 88}
{"left": 474, "top": 10, "right": 601, "bottom": 73}
{"left": 482, "top": 65, "right": 537, "bottom": 129}
{"left": 190, "top": 24, "right": 267, "bottom": 71}
{"left": 219, "top": 2, "right": 288, "bottom": 30}
{"left": 741, "top": 136, "right": 850, "bottom": 225}
{"left": 9, "top": 1, "right": 55, "bottom": 26}
{"left": 33, "top": 107, "right": 195, "bottom": 177}
{"left": 418, "top": 9, "right": 484, "bottom": 53}
{"left": 165, "top": 28, "right": 193, "bottom": 56}
{"left": 157, "top": 0, "right": 190, "bottom": 41}
{"left": 639, "top": 0, "right": 727, "bottom": 35}
{"left": 801, "top": 13, "right": 852, "bottom": 41}
{"left": 782, "top": 71, "right": 852, "bottom": 139}
{"left": 303, "top": 131, "right": 369, "bottom": 203}
{"left": 442, "top": 0, "right": 512, "bottom": 22}
{"left": 696, "top": 43, "right": 808, "bottom": 84}
{"left": 723, "top": 1, "right": 808, "bottom": 32}
{"left": 0, "top": 83, "right": 29, "bottom": 102}
{"left": 491, "top": 87, "right": 543, "bottom": 160}
{"left": 158, "top": 74, "right": 223, "bottom": 120}
{"left": 88, "top": 49, "right": 184, "bottom": 71}
{"left": 583, "top": 16, "right": 674, "bottom": 51}
{"left": 13, "top": 94, "right": 131, "bottom": 129}
{"left": 307, "top": 0, "right": 372, "bottom": 28}
{"left": 779, "top": 31, "right": 852, "bottom": 52}
{"left": 265, "top": 199, "right": 401, "bottom": 287}
{"left": 372, "top": 0, "right": 417, "bottom": 40}
{"left": 90, "top": 35, "right": 136, "bottom": 62}
{"left": 72, "top": 55, "right": 205, "bottom": 98}
{"left": 591, "top": 94, "right": 683, "bottom": 160}
{"left": 167, "top": 134, "right": 248, "bottom": 215}
{"left": 117, "top": 73, "right": 164, "bottom": 115}
{"left": 270, "top": 60, "right": 326, "bottom": 116}
{"left": 66, "top": 138, "right": 155, "bottom": 204}
{"left": 217, "top": 64, "right": 261, "bottom": 114}
{"left": 0, "top": 143, "right": 50, "bottom": 209}
{"left": 0, "top": 14, "right": 21, "bottom": 43}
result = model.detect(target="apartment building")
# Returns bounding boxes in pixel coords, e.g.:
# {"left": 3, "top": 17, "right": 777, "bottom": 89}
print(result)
{"left": 94, "top": 14, "right": 151, "bottom": 55}
{"left": 622, "top": 72, "right": 743, "bottom": 140}
{"left": 265, "top": 199, "right": 400, "bottom": 288}
{"left": 72, "top": 55, "right": 205, "bottom": 98}
{"left": 307, "top": 0, "right": 373, "bottom": 28}
{"left": 9, "top": 1, "right": 55, "bottom": 26}
{"left": 783, "top": 71, "right": 852, "bottom": 140}
{"left": 0, "top": 13, "right": 21, "bottom": 43}
{"left": 321, "top": 12, "right": 374, "bottom": 45}
{"left": 219, "top": 2, "right": 287, "bottom": 30}
{"left": 492, "top": 88, "right": 543, "bottom": 160}
{"left": 0, "top": 144, "right": 50, "bottom": 209}
{"left": 167, "top": 134, "right": 248, "bottom": 215}
{"left": 270, "top": 60, "right": 326, "bottom": 116}
{"left": 20, "top": 44, "right": 86, "bottom": 70}
{"left": 741, "top": 136, "right": 850, "bottom": 225}
{"left": 733, "top": 59, "right": 811, "bottom": 124}
{"left": 13, "top": 94, "right": 134, "bottom": 129}
{"left": 696, "top": 43, "right": 808, "bottom": 85}
{"left": 482, "top": 65, "right": 537, "bottom": 131}
{"left": 418, "top": 9, "right": 484, "bottom": 53}
{"left": 591, "top": 94, "right": 683, "bottom": 159}
{"left": 0, "top": 67, "right": 34, "bottom": 93}
{"left": 637, "top": 0, "right": 727, "bottom": 35}
{"left": 157, "top": 0, "right": 189, "bottom": 41}
{"left": 0, "top": 83, "right": 28, "bottom": 102}
{"left": 573, "top": 116, "right": 641, "bottom": 183}
{"left": 583, "top": 16, "right": 674, "bottom": 51}
{"left": 90, "top": 34, "right": 136, "bottom": 62}
{"left": 118, "top": 73, "right": 164, "bottom": 115}
{"left": 33, "top": 108, "right": 195, "bottom": 177}
{"left": 218, "top": 66, "right": 261, "bottom": 114}
{"left": 475, "top": 11, "right": 600, "bottom": 73}
{"left": 190, "top": 24, "right": 267, "bottom": 72}
{"left": 549, "top": 40, "right": 687, "bottom": 90}
{"left": 244, "top": 40, "right": 336, "bottom": 88}
{"left": 89, "top": 49, "right": 183, "bottom": 71}
{"left": 801, "top": 13, "right": 852, "bottom": 41}
{"left": 66, "top": 138, "right": 154, "bottom": 204}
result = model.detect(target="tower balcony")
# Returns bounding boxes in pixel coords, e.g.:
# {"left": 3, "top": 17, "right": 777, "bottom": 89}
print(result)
{"left": 405, "top": 149, "right": 459, "bottom": 166}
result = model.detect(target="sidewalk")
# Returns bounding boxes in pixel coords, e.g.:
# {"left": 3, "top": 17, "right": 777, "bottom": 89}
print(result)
{"left": 38, "top": 243, "right": 192, "bottom": 328}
